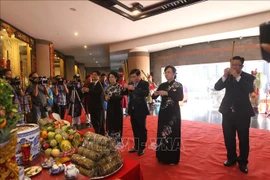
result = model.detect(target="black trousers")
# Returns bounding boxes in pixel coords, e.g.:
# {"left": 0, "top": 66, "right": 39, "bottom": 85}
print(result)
{"left": 222, "top": 111, "right": 251, "bottom": 165}
{"left": 53, "top": 103, "right": 67, "bottom": 119}
{"left": 91, "top": 110, "right": 105, "bottom": 135}
{"left": 130, "top": 112, "right": 147, "bottom": 151}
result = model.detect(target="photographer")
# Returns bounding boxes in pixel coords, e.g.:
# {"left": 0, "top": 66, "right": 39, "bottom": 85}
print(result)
{"left": 52, "top": 75, "right": 69, "bottom": 119}
{"left": 11, "top": 76, "right": 30, "bottom": 124}
{"left": 68, "top": 74, "right": 83, "bottom": 127}
{"left": 0, "top": 68, "right": 24, "bottom": 124}
{"left": 26, "top": 72, "right": 50, "bottom": 123}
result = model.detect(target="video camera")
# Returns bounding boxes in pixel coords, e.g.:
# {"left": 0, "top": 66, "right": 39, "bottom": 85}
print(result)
{"left": 69, "top": 80, "right": 79, "bottom": 89}
{"left": 38, "top": 76, "right": 48, "bottom": 85}
{"left": 57, "top": 78, "right": 64, "bottom": 85}
{"left": 10, "top": 76, "right": 21, "bottom": 86}
{"left": 74, "top": 74, "right": 81, "bottom": 82}
{"left": 31, "top": 76, "right": 48, "bottom": 85}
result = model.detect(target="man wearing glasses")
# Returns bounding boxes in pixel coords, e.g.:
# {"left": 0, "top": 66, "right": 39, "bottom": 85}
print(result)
{"left": 214, "top": 56, "right": 255, "bottom": 174}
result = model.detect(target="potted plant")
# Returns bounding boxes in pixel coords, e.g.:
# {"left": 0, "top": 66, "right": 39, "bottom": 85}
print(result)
{"left": 0, "top": 78, "right": 22, "bottom": 180}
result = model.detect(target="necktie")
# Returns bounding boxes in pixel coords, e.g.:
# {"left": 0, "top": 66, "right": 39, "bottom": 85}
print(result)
{"left": 132, "top": 82, "right": 138, "bottom": 110}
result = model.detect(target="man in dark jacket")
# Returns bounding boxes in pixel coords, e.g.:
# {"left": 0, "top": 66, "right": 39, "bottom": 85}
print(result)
{"left": 123, "top": 69, "right": 150, "bottom": 156}
{"left": 214, "top": 56, "right": 255, "bottom": 174}
{"left": 87, "top": 71, "right": 105, "bottom": 135}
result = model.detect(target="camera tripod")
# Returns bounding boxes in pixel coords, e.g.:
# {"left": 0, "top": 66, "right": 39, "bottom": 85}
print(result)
{"left": 68, "top": 86, "right": 91, "bottom": 127}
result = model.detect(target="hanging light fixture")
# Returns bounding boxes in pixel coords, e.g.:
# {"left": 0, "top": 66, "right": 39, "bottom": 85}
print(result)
{"left": 131, "top": 3, "right": 143, "bottom": 16}
{"left": 89, "top": 0, "right": 206, "bottom": 21}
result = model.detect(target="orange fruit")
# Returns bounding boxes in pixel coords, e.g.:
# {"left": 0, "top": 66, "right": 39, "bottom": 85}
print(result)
{"left": 0, "top": 118, "right": 6, "bottom": 128}
{"left": 41, "top": 130, "right": 48, "bottom": 139}
{"left": 40, "top": 137, "right": 44, "bottom": 142}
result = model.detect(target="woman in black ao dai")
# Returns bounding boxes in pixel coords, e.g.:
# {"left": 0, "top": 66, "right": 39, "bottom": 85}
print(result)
{"left": 105, "top": 72, "right": 124, "bottom": 144}
{"left": 152, "top": 66, "right": 184, "bottom": 165}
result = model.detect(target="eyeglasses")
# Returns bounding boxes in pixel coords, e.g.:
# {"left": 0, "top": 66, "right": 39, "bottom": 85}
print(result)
{"left": 231, "top": 64, "right": 243, "bottom": 67}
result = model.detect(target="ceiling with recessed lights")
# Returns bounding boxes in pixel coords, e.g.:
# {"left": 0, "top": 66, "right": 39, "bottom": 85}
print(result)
{"left": 89, "top": 0, "right": 206, "bottom": 21}
{"left": 0, "top": 1, "right": 270, "bottom": 69}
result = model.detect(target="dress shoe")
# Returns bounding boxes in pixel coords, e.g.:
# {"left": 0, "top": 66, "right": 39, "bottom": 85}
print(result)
{"left": 239, "top": 164, "right": 248, "bottom": 174}
{"left": 138, "top": 149, "right": 145, "bottom": 156}
{"left": 158, "top": 160, "right": 178, "bottom": 165}
{"left": 128, "top": 148, "right": 138, "bottom": 153}
{"left": 223, "top": 159, "right": 237, "bottom": 167}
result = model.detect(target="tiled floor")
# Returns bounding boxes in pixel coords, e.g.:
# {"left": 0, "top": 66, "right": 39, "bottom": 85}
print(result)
{"left": 150, "top": 100, "right": 270, "bottom": 131}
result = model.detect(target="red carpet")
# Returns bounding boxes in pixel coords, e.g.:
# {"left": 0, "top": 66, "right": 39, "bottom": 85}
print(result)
{"left": 60, "top": 113, "right": 270, "bottom": 179}
{"left": 120, "top": 116, "right": 270, "bottom": 180}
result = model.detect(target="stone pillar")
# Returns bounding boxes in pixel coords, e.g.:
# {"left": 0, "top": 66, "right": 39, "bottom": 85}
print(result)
{"left": 65, "top": 56, "right": 75, "bottom": 81}
{"left": 128, "top": 48, "right": 150, "bottom": 78}
{"left": 60, "top": 58, "right": 65, "bottom": 77}
{"left": 35, "top": 39, "right": 52, "bottom": 78}
{"left": 74, "top": 65, "right": 78, "bottom": 75}
{"left": 77, "top": 64, "right": 86, "bottom": 80}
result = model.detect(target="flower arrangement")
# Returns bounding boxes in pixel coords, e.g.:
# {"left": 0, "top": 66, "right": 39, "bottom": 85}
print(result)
{"left": 0, "top": 78, "right": 21, "bottom": 144}
{"left": 250, "top": 69, "right": 262, "bottom": 106}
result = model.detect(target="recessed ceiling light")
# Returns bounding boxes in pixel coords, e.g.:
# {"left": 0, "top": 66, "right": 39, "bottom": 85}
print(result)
{"left": 89, "top": 53, "right": 92, "bottom": 55}
{"left": 74, "top": 32, "right": 78, "bottom": 36}
{"left": 70, "top": 8, "right": 77, "bottom": 11}
{"left": 96, "top": 61, "right": 98, "bottom": 63}
{"left": 93, "top": 57, "right": 95, "bottom": 60}
{"left": 84, "top": 45, "right": 87, "bottom": 49}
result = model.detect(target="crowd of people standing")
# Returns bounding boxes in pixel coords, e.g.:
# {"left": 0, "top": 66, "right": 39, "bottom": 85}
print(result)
{"left": 0, "top": 59, "right": 254, "bottom": 173}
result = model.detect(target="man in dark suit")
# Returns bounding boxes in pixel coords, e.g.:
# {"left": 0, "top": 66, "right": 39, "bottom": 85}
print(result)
{"left": 214, "top": 56, "right": 255, "bottom": 174}
{"left": 123, "top": 69, "right": 150, "bottom": 156}
{"left": 86, "top": 71, "right": 105, "bottom": 135}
